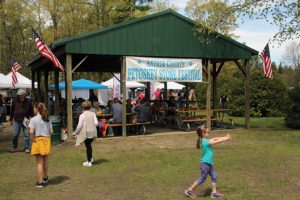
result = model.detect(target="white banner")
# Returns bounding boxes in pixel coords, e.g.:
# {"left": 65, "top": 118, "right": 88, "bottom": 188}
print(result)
{"left": 125, "top": 56, "right": 202, "bottom": 82}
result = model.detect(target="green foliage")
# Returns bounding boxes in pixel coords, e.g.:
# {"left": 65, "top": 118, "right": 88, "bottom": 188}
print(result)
{"left": 285, "top": 86, "right": 300, "bottom": 129}
{"left": 232, "top": 0, "right": 299, "bottom": 43}
{"left": 195, "top": 63, "right": 289, "bottom": 117}
{"left": 0, "top": 0, "right": 150, "bottom": 75}
{"left": 185, "top": 0, "right": 238, "bottom": 38}
{"left": 249, "top": 69, "right": 288, "bottom": 117}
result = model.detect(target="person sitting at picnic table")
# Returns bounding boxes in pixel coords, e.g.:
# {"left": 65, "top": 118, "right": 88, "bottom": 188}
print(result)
{"left": 151, "top": 99, "right": 167, "bottom": 125}
{"left": 178, "top": 87, "right": 187, "bottom": 107}
{"left": 111, "top": 98, "right": 123, "bottom": 136}
{"left": 138, "top": 91, "right": 145, "bottom": 100}
{"left": 126, "top": 99, "right": 137, "bottom": 133}
{"left": 167, "top": 98, "right": 177, "bottom": 125}
{"left": 91, "top": 102, "right": 102, "bottom": 116}
{"left": 104, "top": 100, "right": 113, "bottom": 114}
{"left": 131, "top": 99, "right": 141, "bottom": 112}
{"left": 135, "top": 99, "right": 151, "bottom": 134}
{"left": 91, "top": 101, "right": 103, "bottom": 137}
{"left": 168, "top": 89, "right": 177, "bottom": 101}
{"left": 126, "top": 99, "right": 133, "bottom": 114}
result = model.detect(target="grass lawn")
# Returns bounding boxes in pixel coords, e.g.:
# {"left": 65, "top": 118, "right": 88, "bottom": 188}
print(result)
{"left": 0, "top": 118, "right": 299, "bottom": 200}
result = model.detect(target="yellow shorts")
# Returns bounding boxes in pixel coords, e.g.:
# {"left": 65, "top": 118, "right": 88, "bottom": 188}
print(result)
{"left": 31, "top": 137, "right": 51, "bottom": 156}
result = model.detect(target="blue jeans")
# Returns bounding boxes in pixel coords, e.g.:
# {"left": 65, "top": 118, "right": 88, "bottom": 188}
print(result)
{"left": 12, "top": 120, "right": 30, "bottom": 150}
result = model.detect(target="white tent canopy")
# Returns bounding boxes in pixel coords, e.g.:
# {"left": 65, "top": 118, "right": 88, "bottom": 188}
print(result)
{"left": 0, "top": 73, "right": 5, "bottom": 79}
{"left": 156, "top": 82, "right": 185, "bottom": 90}
{"left": 0, "top": 72, "right": 37, "bottom": 88}
{"left": 101, "top": 78, "right": 145, "bottom": 89}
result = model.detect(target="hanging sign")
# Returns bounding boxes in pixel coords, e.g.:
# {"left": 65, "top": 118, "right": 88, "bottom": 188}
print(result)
{"left": 125, "top": 56, "right": 202, "bottom": 82}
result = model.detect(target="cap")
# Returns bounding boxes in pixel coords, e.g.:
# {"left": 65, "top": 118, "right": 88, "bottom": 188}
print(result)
{"left": 16, "top": 89, "right": 26, "bottom": 96}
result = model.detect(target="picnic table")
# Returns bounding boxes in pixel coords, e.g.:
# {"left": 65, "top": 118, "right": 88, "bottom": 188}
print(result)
{"left": 97, "top": 112, "right": 150, "bottom": 135}
{"left": 158, "top": 108, "right": 235, "bottom": 131}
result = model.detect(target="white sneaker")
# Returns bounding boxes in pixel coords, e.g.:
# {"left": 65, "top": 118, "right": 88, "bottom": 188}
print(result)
{"left": 82, "top": 161, "right": 92, "bottom": 167}
{"left": 91, "top": 158, "right": 94, "bottom": 163}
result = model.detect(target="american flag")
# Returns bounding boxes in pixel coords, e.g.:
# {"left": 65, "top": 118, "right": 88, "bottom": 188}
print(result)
{"left": 32, "top": 28, "right": 64, "bottom": 72}
{"left": 11, "top": 59, "right": 22, "bottom": 87}
{"left": 259, "top": 43, "right": 273, "bottom": 79}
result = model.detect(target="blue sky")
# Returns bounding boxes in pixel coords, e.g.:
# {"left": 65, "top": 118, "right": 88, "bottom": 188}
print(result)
{"left": 171, "top": 0, "right": 298, "bottom": 65}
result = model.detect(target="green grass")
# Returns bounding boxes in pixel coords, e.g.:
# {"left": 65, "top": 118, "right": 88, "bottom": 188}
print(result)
{"left": 0, "top": 118, "right": 300, "bottom": 200}
{"left": 235, "top": 117, "right": 286, "bottom": 129}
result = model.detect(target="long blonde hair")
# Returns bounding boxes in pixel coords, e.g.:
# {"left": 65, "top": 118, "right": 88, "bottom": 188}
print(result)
{"left": 35, "top": 102, "right": 49, "bottom": 122}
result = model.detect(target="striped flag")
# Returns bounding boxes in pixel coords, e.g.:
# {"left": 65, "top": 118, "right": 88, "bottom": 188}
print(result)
{"left": 32, "top": 28, "right": 64, "bottom": 72}
{"left": 11, "top": 59, "right": 22, "bottom": 87}
{"left": 259, "top": 43, "right": 273, "bottom": 79}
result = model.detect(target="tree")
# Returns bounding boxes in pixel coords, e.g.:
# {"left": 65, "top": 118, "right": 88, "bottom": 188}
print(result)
{"left": 282, "top": 41, "right": 300, "bottom": 69}
{"left": 231, "top": 0, "right": 299, "bottom": 44}
{"left": 285, "top": 86, "right": 300, "bottom": 129}
{"left": 147, "top": 0, "right": 177, "bottom": 14}
{"left": 185, "top": 0, "right": 238, "bottom": 37}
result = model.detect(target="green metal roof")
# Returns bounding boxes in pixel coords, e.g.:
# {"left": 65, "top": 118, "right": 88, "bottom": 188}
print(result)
{"left": 28, "top": 9, "right": 258, "bottom": 70}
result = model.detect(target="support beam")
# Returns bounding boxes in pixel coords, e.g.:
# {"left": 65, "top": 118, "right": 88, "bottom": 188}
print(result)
{"left": 31, "top": 70, "right": 36, "bottom": 103}
{"left": 164, "top": 82, "right": 167, "bottom": 100}
{"left": 66, "top": 54, "right": 73, "bottom": 134}
{"left": 111, "top": 72, "right": 121, "bottom": 83}
{"left": 244, "top": 59, "right": 250, "bottom": 129}
{"left": 72, "top": 56, "right": 88, "bottom": 73}
{"left": 121, "top": 57, "right": 127, "bottom": 137}
{"left": 186, "top": 83, "right": 189, "bottom": 107}
{"left": 37, "top": 71, "right": 42, "bottom": 102}
{"left": 212, "top": 62, "right": 217, "bottom": 114}
{"left": 234, "top": 60, "right": 246, "bottom": 76}
{"left": 54, "top": 69, "right": 60, "bottom": 115}
{"left": 216, "top": 62, "right": 224, "bottom": 76}
{"left": 206, "top": 61, "right": 211, "bottom": 130}
{"left": 44, "top": 70, "right": 49, "bottom": 109}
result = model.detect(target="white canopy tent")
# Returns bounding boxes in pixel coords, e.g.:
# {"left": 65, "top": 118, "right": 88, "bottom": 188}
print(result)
{"left": 0, "top": 72, "right": 37, "bottom": 88}
{"left": 101, "top": 78, "right": 145, "bottom": 89}
{"left": 156, "top": 82, "right": 185, "bottom": 90}
{"left": 101, "top": 75, "right": 146, "bottom": 101}
{"left": 0, "top": 73, "right": 5, "bottom": 79}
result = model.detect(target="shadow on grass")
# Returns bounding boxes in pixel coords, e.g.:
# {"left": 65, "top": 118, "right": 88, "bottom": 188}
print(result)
{"left": 93, "top": 159, "right": 109, "bottom": 165}
{"left": 200, "top": 188, "right": 212, "bottom": 197}
{"left": 49, "top": 175, "right": 70, "bottom": 185}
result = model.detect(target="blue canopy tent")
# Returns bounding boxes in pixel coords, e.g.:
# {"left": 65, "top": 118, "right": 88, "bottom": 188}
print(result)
{"left": 49, "top": 79, "right": 108, "bottom": 90}
{"left": 49, "top": 79, "right": 108, "bottom": 104}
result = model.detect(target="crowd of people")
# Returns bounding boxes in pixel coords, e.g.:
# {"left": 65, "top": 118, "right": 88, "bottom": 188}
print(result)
{"left": 3, "top": 88, "right": 232, "bottom": 200}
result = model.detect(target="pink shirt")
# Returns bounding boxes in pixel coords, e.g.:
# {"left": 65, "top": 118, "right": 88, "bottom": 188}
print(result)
{"left": 154, "top": 90, "right": 160, "bottom": 98}
{"left": 138, "top": 93, "right": 145, "bottom": 100}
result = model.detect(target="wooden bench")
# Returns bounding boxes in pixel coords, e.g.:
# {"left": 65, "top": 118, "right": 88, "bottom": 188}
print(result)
{"left": 180, "top": 117, "right": 237, "bottom": 132}
{"left": 106, "top": 122, "right": 151, "bottom": 135}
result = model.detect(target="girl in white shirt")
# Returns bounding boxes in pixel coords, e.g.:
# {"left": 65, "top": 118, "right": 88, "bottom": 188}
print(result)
{"left": 72, "top": 101, "right": 98, "bottom": 167}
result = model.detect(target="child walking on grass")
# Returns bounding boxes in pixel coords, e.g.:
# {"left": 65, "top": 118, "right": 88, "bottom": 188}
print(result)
{"left": 72, "top": 100, "right": 98, "bottom": 167}
{"left": 185, "top": 125, "right": 231, "bottom": 198}
{"left": 29, "top": 103, "right": 53, "bottom": 188}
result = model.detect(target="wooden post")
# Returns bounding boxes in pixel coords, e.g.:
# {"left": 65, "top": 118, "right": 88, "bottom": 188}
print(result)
{"left": 66, "top": 54, "right": 73, "bottom": 134}
{"left": 44, "top": 70, "right": 49, "bottom": 109}
{"left": 37, "top": 71, "right": 42, "bottom": 102}
{"left": 186, "top": 83, "right": 189, "bottom": 107}
{"left": 121, "top": 56, "right": 127, "bottom": 137}
{"left": 212, "top": 62, "right": 217, "bottom": 117}
{"left": 31, "top": 70, "right": 35, "bottom": 103}
{"left": 206, "top": 61, "right": 211, "bottom": 130}
{"left": 164, "top": 82, "right": 167, "bottom": 100}
{"left": 54, "top": 69, "right": 60, "bottom": 115}
{"left": 244, "top": 60, "right": 250, "bottom": 129}
{"left": 146, "top": 82, "right": 150, "bottom": 100}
